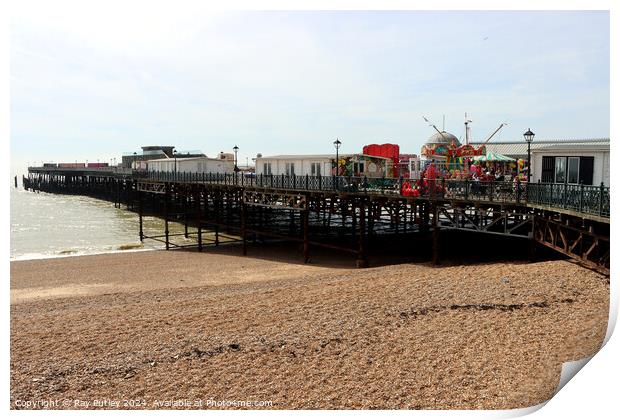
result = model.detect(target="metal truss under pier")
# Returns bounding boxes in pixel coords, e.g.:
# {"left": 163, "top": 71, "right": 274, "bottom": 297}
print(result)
{"left": 23, "top": 169, "right": 610, "bottom": 275}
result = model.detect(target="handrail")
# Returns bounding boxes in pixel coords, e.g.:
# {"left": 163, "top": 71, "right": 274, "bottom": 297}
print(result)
{"left": 27, "top": 168, "right": 610, "bottom": 218}
{"left": 135, "top": 171, "right": 610, "bottom": 218}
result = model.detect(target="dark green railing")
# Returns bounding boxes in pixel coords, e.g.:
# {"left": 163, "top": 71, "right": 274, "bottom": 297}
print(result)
{"left": 119, "top": 171, "right": 611, "bottom": 219}
{"left": 526, "top": 182, "right": 609, "bottom": 217}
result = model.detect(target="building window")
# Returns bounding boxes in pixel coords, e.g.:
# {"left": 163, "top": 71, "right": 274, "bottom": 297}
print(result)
{"left": 286, "top": 162, "right": 295, "bottom": 176}
{"left": 555, "top": 157, "right": 566, "bottom": 183}
{"left": 567, "top": 157, "right": 579, "bottom": 184}
{"left": 263, "top": 162, "right": 272, "bottom": 175}
{"left": 542, "top": 155, "right": 594, "bottom": 185}
{"left": 311, "top": 163, "right": 321, "bottom": 176}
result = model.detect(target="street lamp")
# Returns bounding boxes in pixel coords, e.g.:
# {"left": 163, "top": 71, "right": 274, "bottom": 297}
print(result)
{"left": 233, "top": 145, "right": 239, "bottom": 172}
{"left": 333, "top": 138, "right": 342, "bottom": 176}
{"left": 173, "top": 148, "right": 178, "bottom": 173}
{"left": 523, "top": 128, "right": 535, "bottom": 182}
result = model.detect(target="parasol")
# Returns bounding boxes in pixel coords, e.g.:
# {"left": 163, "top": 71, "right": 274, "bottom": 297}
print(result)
{"left": 472, "top": 151, "right": 515, "bottom": 162}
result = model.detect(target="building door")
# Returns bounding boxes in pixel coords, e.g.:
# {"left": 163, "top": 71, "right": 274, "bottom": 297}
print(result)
{"left": 541, "top": 156, "right": 555, "bottom": 183}
{"left": 579, "top": 156, "right": 594, "bottom": 185}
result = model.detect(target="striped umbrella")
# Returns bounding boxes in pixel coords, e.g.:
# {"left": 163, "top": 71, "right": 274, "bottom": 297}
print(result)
{"left": 472, "top": 150, "right": 515, "bottom": 162}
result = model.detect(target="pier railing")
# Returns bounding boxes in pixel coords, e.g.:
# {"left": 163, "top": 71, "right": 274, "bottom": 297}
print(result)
{"left": 526, "top": 182, "right": 610, "bottom": 217}
{"left": 26, "top": 168, "right": 609, "bottom": 218}
{"left": 135, "top": 171, "right": 609, "bottom": 218}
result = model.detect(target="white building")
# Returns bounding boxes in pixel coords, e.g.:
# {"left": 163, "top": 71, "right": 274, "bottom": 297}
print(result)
{"left": 147, "top": 156, "right": 234, "bottom": 174}
{"left": 531, "top": 143, "right": 610, "bottom": 186}
{"left": 469, "top": 138, "right": 610, "bottom": 186}
{"left": 255, "top": 154, "right": 392, "bottom": 177}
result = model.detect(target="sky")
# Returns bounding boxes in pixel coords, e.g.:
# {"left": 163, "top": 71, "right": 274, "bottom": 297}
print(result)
{"left": 10, "top": 7, "right": 610, "bottom": 171}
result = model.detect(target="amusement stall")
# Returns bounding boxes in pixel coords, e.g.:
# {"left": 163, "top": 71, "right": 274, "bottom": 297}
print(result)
{"left": 420, "top": 131, "right": 486, "bottom": 179}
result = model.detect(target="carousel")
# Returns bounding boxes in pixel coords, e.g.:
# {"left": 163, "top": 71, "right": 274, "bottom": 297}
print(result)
{"left": 419, "top": 118, "right": 527, "bottom": 181}
{"left": 420, "top": 130, "right": 487, "bottom": 178}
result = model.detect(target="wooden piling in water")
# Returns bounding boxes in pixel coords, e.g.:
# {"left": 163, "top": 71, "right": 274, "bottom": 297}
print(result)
{"left": 138, "top": 190, "right": 144, "bottom": 242}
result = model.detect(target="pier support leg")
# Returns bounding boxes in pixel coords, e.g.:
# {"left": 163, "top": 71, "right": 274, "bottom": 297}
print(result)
{"left": 351, "top": 201, "right": 357, "bottom": 250}
{"left": 422, "top": 202, "right": 430, "bottom": 233}
{"left": 394, "top": 203, "right": 400, "bottom": 234}
{"left": 215, "top": 193, "right": 220, "bottom": 246}
{"left": 241, "top": 201, "right": 247, "bottom": 256}
{"left": 114, "top": 180, "right": 118, "bottom": 208}
{"left": 126, "top": 180, "right": 131, "bottom": 211}
{"left": 357, "top": 202, "right": 369, "bottom": 268}
{"left": 183, "top": 194, "right": 189, "bottom": 239}
{"left": 138, "top": 190, "right": 144, "bottom": 242}
{"left": 258, "top": 206, "right": 263, "bottom": 243}
{"left": 432, "top": 205, "right": 441, "bottom": 266}
{"left": 327, "top": 199, "right": 333, "bottom": 228}
{"left": 303, "top": 208, "right": 310, "bottom": 263}
{"left": 368, "top": 203, "right": 375, "bottom": 239}
{"left": 322, "top": 200, "right": 327, "bottom": 227}
{"left": 196, "top": 191, "right": 203, "bottom": 252}
{"left": 402, "top": 202, "right": 407, "bottom": 234}
{"left": 164, "top": 184, "right": 170, "bottom": 250}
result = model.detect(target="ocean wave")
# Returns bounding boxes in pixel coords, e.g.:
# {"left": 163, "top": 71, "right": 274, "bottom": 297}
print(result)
{"left": 10, "top": 246, "right": 160, "bottom": 262}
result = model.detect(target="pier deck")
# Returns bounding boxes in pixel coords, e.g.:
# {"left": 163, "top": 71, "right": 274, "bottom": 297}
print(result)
{"left": 24, "top": 167, "right": 610, "bottom": 274}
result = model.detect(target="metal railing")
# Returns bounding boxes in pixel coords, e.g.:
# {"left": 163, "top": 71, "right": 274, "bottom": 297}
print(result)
{"left": 28, "top": 166, "right": 134, "bottom": 175}
{"left": 95, "top": 170, "right": 611, "bottom": 219}
{"left": 526, "top": 182, "right": 610, "bottom": 218}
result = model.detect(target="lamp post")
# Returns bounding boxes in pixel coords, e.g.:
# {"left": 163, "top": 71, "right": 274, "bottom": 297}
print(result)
{"left": 173, "top": 148, "right": 177, "bottom": 173}
{"left": 523, "top": 129, "right": 535, "bottom": 182}
{"left": 333, "top": 138, "right": 342, "bottom": 176}
{"left": 233, "top": 145, "right": 239, "bottom": 172}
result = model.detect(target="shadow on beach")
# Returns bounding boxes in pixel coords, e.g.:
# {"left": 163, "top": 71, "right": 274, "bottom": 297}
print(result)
{"left": 162, "top": 229, "right": 564, "bottom": 270}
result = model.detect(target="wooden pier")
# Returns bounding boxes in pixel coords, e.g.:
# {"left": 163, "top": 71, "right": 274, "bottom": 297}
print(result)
{"left": 23, "top": 167, "right": 610, "bottom": 274}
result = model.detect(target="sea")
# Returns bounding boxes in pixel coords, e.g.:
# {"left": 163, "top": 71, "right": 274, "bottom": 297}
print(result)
{"left": 10, "top": 185, "right": 187, "bottom": 261}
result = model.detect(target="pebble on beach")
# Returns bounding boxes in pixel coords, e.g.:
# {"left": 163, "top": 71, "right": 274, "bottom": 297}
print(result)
{"left": 10, "top": 249, "right": 609, "bottom": 410}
